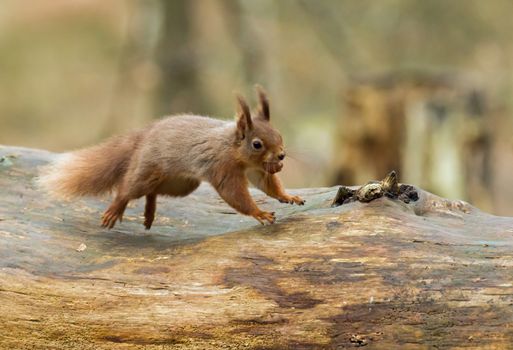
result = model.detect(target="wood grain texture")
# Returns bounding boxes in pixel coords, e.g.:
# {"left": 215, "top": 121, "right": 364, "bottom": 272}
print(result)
{"left": 1, "top": 146, "right": 513, "bottom": 349}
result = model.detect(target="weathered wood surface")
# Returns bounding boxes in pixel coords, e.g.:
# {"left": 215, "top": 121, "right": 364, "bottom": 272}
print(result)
{"left": 1, "top": 146, "right": 513, "bottom": 349}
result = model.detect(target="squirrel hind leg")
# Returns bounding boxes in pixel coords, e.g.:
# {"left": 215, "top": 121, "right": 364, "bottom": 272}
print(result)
{"left": 144, "top": 193, "right": 157, "bottom": 230}
{"left": 101, "top": 197, "right": 129, "bottom": 229}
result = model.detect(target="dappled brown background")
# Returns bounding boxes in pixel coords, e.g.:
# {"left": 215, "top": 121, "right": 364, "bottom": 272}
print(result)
{"left": 2, "top": 0, "right": 513, "bottom": 214}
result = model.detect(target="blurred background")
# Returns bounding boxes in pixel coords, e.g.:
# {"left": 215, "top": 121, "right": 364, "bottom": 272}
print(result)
{"left": 2, "top": 0, "right": 513, "bottom": 214}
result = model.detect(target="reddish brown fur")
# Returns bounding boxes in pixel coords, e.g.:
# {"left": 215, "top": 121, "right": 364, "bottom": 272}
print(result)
{"left": 39, "top": 132, "right": 143, "bottom": 198}
{"left": 39, "top": 86, "right": 304, "bottom": 229}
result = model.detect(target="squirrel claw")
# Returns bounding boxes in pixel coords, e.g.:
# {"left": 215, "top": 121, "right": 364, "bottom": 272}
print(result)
{"left": 253, "top": 210, "right": 276, "bottom": 225}
{"left": 143, "top": 218, "right": 153, "bottom": 230}
{"left": 280, "top": 195, "right": 305, "bottom": 206}
{"left": 101, "top": 211, "right": 120, "bottom": 229}
{"left": 101, "top": 199, "right": 128, "bottom": 230}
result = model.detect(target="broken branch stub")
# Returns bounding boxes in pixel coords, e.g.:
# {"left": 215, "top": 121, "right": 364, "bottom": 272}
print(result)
{"left": 331, "top": 170, "right": 418, "bottom": 207}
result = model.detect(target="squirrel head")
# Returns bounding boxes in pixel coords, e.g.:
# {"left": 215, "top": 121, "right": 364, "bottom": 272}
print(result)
{"left": 235, "top": 86, "right": 285, "bottom": 174}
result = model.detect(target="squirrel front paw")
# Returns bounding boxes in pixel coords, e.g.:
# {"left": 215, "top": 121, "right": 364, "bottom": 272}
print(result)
{"left": 253, "top": 210, "right": 276, "bottom": 225}
{"left": 279, "top": 195, "right": 305, "bottom": 206}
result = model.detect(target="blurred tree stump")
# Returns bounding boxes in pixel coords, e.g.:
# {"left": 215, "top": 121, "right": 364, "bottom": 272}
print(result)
{"left": 1, "top": 146, "right": 513, "bottom": 349}
{"left": 333, "top": 70, "right": 493, "bottom": 211}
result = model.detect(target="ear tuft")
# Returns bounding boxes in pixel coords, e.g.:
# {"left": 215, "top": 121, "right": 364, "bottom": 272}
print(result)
{"left": 255, "top": 84, "right": 270, "bottom": 121}
{"left": 235, "top": 93, "right": 252, "bottom": 139}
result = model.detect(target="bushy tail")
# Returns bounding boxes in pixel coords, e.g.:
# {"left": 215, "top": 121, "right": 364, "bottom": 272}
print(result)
{"left": 38, "top": 133, "right": 140, "bottom": 199}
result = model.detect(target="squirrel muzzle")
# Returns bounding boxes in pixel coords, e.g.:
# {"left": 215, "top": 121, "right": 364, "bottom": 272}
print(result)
{"left": 263, "top": 161, "right": 283, "bottom": 174}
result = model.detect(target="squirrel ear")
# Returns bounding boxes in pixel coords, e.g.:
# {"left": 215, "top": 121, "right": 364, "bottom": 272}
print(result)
{"left": 235, "top": 94, "right": 252, "bottom": 139}
{"left": 255, "top": 84, "right": 270, "bottom": 121}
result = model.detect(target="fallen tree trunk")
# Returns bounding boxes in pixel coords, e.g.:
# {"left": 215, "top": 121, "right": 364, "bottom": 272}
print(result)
{"left": 1, "top": 146, "right": 513, "bottom": 349}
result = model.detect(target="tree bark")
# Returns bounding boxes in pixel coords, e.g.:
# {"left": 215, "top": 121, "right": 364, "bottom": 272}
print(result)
{"left": 1, "top": 146, "right": 512, "bottom": 349}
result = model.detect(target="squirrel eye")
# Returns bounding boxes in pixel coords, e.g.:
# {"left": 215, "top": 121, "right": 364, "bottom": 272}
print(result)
{"left": 252, "top": 139, "right": 263, "bottom": 150}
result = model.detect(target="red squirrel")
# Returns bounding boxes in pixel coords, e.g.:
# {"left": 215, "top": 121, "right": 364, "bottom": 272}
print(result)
{"left": 39, "top": 86, "right": 304, "bottom": 229}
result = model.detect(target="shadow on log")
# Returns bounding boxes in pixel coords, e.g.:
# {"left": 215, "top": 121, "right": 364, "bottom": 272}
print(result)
{"left": 1, "top": 146, "right": 513, "bottom": 349}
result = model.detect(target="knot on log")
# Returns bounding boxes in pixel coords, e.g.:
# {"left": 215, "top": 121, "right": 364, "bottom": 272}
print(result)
{"left": 332, "top": 170, "right": 419, "bottom": 207}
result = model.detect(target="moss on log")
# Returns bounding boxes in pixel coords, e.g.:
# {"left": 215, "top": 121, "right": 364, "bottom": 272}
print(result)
{"left": 1, "top": 146, "right": 513, "bottom": 349}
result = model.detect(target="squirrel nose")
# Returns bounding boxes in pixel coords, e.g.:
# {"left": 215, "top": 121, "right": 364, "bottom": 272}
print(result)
{"left": 277, "top": 153, "right": 285, "bottom": 161}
